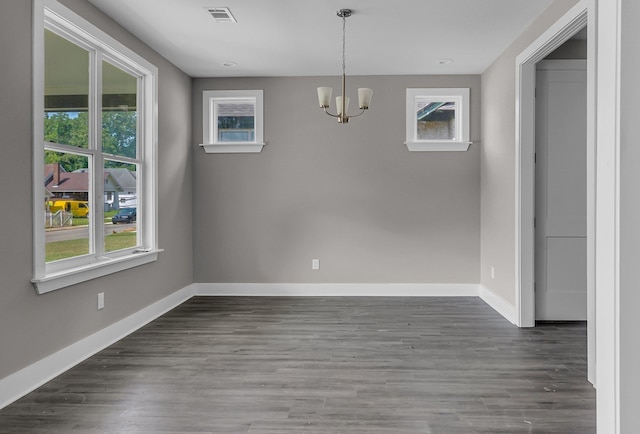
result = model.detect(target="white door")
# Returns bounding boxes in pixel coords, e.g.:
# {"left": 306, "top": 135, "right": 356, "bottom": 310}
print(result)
{"left": 535, "top": 60, "right": 587, "bottom": 320}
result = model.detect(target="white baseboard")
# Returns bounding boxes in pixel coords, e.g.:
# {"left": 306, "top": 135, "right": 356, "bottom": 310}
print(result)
{"left": 194, "top": 283, "right": 480, "bottom": 297}
{"left": 479, "top": 285, "right": 518, "bottom": 325}
{"left": 0, "top": 284, "right": 196, "bottom": 410}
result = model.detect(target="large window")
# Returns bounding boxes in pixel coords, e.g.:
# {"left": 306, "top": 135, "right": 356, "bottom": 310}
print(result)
{"left": 200, "top": 90, "right": 265, "bottom": 153}
{"left": 405, "top": 88, "right": 471, "bottom": 151}
{"left": 33, "top": 0, "right": 159, "bottom": 293}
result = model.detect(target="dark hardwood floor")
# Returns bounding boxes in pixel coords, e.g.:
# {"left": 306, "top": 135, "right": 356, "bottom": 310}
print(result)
{"left": 0, "top": 297, "right": 595, "bottom": 433}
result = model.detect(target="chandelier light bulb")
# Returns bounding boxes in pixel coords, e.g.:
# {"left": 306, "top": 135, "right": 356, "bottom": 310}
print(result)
{"left": 317, "top": 87, "right": 332, "bottom": 108}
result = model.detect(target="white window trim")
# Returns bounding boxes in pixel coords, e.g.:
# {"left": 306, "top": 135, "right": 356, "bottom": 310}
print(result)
{"left": 32, "top": 0, "right": 161, "bottom": 294}
{"left": 200, "top": 89, "right": 265, "bottom": 153}
{"left": 405, "top": 88, "right": 471, "bottom": 152}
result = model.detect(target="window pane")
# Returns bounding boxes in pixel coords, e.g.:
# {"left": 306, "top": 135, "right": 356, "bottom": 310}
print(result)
{"left": 44, "top": 29, "right": 89, "bottom": 148}
{"left": 105, "top": 160, "right": 138, "bottom": 252}
{"left": 102, "top": 61, "right": 138, "bottom": 158}
{"left": 44, "top": 152, "right": 90, "bottom": 262}
{"left": 416, "top": 99, "right": 456, "bottom": 141}
{"left": 216, "top": 101, "right": 255, "bottom": 142}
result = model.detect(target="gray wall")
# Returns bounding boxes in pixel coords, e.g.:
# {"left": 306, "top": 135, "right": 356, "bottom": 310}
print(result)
{"left": 0, "top": 0, "right": 193, "bottom": 380}
{"left": 192, "top": 75, "right": 481, "bottom": 284}
{"left": 619, "top": 0, "right": 640, "bottom": 429}
{"left": 480, "top": 0, "right": 580, "bottom": 304}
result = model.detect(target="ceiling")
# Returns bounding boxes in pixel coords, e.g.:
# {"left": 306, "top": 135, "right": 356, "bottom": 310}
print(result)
{"left": 86, "top": 0, "right": 556, "bottom": 78}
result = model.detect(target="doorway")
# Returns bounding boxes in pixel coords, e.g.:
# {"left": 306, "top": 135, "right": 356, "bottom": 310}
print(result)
{"left": 534, "top": 40, "right": 587, "bottom": 321}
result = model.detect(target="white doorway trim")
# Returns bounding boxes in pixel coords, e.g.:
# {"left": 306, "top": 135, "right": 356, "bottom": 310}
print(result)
{"left": 514, "top": 0, "right": 595, "bottom": 381}
{"left": 594, "top": 0, "right": 621, "bottom": 431}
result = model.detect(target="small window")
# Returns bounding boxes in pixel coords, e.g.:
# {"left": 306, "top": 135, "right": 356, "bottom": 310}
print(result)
{"left": 405, "top": 88, "right": 471, "bottom": 151}
{"left": 200, "top": 90, "right": 265, "bottom": 153}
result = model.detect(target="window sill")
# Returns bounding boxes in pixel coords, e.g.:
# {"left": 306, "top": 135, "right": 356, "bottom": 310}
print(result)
{"left": 31, "top": 249, "right": 163, "bottom": 294}
{"left": 405, "top": 141, "right": 472, "bottom": 152}
{"left": 199, "top": 143, "right": 265, "bottom": 154}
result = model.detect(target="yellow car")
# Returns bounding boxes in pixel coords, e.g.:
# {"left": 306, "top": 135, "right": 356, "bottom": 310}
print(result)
{"left": 48, "top": 200, "right": 89, "bottom": 218}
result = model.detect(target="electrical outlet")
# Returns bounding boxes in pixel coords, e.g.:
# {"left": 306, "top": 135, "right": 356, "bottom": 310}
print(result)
{"left": 312, "top": 259, "right": 320, "bottom": 270}
{"left": 491, "top": 267, "right": 495, "bottom": 279}
{"left": 97, "top": 292, "right": 105, "bottom": 310}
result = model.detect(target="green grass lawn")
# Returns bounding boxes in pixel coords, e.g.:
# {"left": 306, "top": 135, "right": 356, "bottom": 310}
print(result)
{"left": 45, "top": 231, "right": 137, "bottom": 262}
{"left": 71, "top": 217, "right": 89, "bottom": 227}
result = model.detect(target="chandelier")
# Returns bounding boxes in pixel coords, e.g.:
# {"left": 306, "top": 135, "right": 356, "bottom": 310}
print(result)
{"left": 317, "top": 9, "right": 373, "bottom": 124}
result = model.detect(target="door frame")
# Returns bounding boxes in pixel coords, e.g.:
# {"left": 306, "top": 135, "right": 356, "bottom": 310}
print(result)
{"left": 514, "top": 0, "right": 595, "bottom": 383}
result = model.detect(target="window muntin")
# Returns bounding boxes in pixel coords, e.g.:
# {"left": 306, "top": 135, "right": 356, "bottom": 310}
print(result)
{"left": 405, "top": 88, "right": 470, "bottom": 152}
{"left": 33, "top": 0, "right": 159, "bottom": 293}
{"left": 201, "top": 90, "right": 264, "bottom": 153}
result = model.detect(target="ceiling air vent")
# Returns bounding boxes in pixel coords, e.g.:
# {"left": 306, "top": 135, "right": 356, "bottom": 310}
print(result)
{"left": 207, "top": 7, "right": 237, "bottom": 23}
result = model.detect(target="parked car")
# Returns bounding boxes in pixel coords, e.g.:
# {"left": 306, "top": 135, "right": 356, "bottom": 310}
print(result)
{"left": 48, "top": 200, "right": 89, "bottom": 218}
{"left": 112, "top": 208, "right": 136, "bottom": 224}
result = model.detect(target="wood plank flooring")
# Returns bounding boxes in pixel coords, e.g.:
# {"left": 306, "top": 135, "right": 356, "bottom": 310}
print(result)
{"left": 0, "top": 297, "right": 595, "bottom": 433}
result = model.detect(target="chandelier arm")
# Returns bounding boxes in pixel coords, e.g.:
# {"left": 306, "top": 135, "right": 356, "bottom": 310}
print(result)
{"left": 322, "top": 107, "right": 341, "bottom": 118}
{"left": 347, "top": 108, "right": 367, "bottom": 119}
